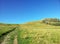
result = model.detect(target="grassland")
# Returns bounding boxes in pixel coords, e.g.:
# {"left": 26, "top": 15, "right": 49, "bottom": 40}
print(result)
{"left": 18, "top": 22, "right": 60, "bottom": 44}
{"left": 0, "top": 22, "right": 60, "bottom": 44}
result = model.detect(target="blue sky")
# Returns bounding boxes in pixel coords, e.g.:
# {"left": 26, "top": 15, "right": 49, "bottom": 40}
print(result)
{"left": 0, "top": 0, "right": 60, "bottom": 24}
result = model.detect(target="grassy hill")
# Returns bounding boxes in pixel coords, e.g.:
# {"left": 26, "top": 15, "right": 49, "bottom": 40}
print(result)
{"left": 18, "top": 19, "right": 60, "bottom": 44}
{"left": 0, "top": 18, "right": 60, "bottom": 44}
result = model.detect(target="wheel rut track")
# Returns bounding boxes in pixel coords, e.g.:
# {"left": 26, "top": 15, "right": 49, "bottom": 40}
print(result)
{"left": 0, "top": 27, "right": 17, "bottom": 44}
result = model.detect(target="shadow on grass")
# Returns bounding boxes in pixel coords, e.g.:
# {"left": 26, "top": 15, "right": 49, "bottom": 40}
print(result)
{"left": 0, "top": 27, "right": 16, "bottom": 44}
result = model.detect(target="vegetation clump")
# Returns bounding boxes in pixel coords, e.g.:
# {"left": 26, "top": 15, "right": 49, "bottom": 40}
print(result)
{"left": 42, "top": 18, "right": 60, "bottom": 26}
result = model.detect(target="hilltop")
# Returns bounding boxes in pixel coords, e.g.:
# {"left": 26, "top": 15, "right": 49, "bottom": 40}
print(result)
{"left": 20, "top": 18, "right": 60, "bottom": 29}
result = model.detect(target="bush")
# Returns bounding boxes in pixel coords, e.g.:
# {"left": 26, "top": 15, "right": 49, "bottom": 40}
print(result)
{"left": 42, "top": 18, "right": 60, "bottom": 26}
{"left": 50, "top": 22, "right": 60, "bottom": 26}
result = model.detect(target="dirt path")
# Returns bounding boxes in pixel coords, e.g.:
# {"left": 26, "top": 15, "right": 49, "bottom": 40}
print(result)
{"left": 13, "top": 36, "right": 18, "bottom": 44}
{"left": 1, "top": 27, "right": 18, "bottom": 44}
{"left": 1, "top": 35, "right": 10, "bottom": 44}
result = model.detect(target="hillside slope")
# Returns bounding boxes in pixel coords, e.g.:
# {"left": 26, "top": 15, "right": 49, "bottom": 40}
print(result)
{"left": 0, "top": 18, "right": 60, "bottom": 44}
{"left": 18, "top": 20, "right": 60, "bottom": 44}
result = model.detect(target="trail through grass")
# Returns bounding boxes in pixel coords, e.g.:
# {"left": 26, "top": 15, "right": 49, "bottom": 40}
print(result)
{"left": 0, "top": 27, "right": 18, "bottom": 44}
{"left": 0, "top": 23, "right": 60, "bottom": 44}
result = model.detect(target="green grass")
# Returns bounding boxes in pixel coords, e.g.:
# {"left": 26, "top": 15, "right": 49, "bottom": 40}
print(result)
{"left": 0, "top": 25, "right": 16, "bottom": 36}
{"left": 0, "top": 22, "right": 60, "bottom": 44}
{"left": 0, "top": 25, "right": 17, "bottom": 44}
{"left": 17, "top": 28, "right": 60, "bottom": 44}
{"left": 17, "top": 23, "right": 60, "bottom": 44}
